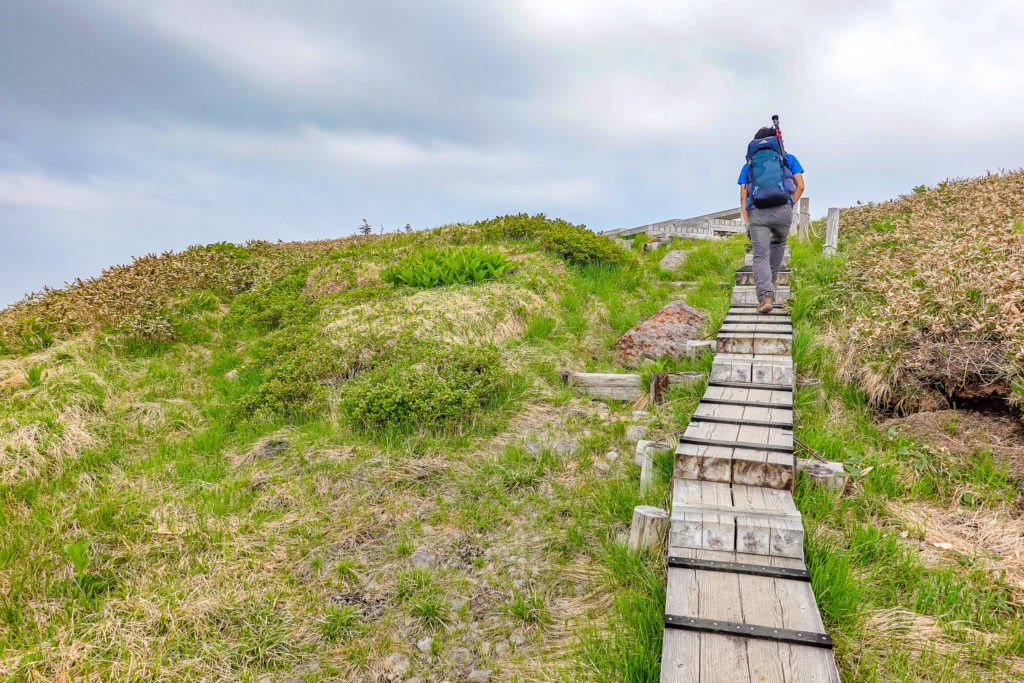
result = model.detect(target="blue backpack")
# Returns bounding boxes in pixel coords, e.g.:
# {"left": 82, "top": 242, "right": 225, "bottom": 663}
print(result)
{"left": 745, "top": 137, "right": 795, "bottom": 208}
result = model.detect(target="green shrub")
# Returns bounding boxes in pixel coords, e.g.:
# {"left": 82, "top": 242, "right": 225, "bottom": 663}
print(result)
{"left": 339, "top": 343, "right": 505, "bottom": 431}
{"left": 476, "top": 213, "right": 631, "bottom": 266}
{"left": 382, "top": 246, "right": 512, "bottom": 288}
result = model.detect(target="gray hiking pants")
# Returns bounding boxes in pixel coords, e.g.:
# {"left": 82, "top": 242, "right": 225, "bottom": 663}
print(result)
{"left": 747, "top": 204, "right": 793, "bottom": 303}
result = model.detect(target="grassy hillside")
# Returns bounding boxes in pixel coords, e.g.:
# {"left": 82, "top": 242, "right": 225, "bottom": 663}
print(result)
{"left": 3, "top": 174, "right": 1020, "bottom": 682}
{"left": 787, "top": 172, "right": 1024, "bottom": 681}
{"left": 0, "top": 215, "right": 742, "bottom": 681}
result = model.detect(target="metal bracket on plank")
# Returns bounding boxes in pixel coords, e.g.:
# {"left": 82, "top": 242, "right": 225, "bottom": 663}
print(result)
{"left": 689, "top": 414, "right": 792, "bottom": 429}
{"left": 708, "top": 381, "right": 794, "bottom": 392}
{"left": 718, "top": 329, "right": 794, "bottom": 335}
{"left": 699, "top": 397, "right": 792, "bottom": 410}
{"left": 680, "top": 436, "right": 793, "bottom": 454}
{"left": 664, "top": 614, "right": 833, "bottom": 649}
{"left": 668, "top": 556, "right": 810, "bottom": 581}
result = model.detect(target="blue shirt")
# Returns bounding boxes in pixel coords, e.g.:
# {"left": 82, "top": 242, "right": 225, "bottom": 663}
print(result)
{"left": 738, "top": 153, "right": 804, "bottom": 209}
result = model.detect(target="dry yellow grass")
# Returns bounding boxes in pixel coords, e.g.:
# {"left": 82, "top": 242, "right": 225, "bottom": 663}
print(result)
{"left": 835, "top": 171, "right": 1024, "bottom": 408}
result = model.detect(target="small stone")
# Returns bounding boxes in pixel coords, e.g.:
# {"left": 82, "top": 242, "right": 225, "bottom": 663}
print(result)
{"left": 593, "top": 460, "right": 610, "bottom": 474}
{"left": 225, "top": 368, "right": 238, "bottom": 380}
{"left": 478, "top": 641, "right": 491, "bottom": 655}
{"left": 512, "top": 578, "right": 526, "bottom": 589}
{"left": 625, "top": 425, "right": 648, "bottom": 442}
{"left": 282, "top": 678, "right": 303, "bottom": 683}
{"left": 605, "top": 450, "right": 619, "bottom": 462}
{"left": 298, "top": 658, "right": 321, "bottom": 672}
{"left": 510, "top": 633, "right": 526, "bottom": 647}
{"left": 410, "top": 549, "right": 438, "bottom": 571}
{"left": 658, "top": 249, "right": 689, "bottom": 270}
{"left": 417, "top": 635, "right": 434, "bottom": 653}
{"left": 449, "top": 597, "right": 468, "bottom": 611}
{"left": 632, "top": 409, "right": 650, "bottom": 417}
{"left": 494, "top": 640, "right": 509, "bottom": 655}
{"left": 451, "top": 647, "right": 472, "bottom": 665}
{"left": 386, "top": 653, "right": 411, "bottom": 675}
{"left": 467, "top": 669, "right": 492, "bottom": 683}
{"left": 255, "top": 678, "right": 273, "bottom": 683}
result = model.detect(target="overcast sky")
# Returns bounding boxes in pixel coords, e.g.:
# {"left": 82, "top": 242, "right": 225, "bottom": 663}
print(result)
{"left": 2, "top": 0, "right": 1023, "bottom": 306}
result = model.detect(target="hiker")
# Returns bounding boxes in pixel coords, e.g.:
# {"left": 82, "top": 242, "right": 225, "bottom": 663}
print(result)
{"left": 738, "top": 126, "right": 804, "bottom": 313}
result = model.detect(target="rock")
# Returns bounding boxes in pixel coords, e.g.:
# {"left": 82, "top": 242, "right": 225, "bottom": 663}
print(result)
{"left": 451, "top": 647, "right": 472, "bottom": 665}
{"left": 625, "top": 425, "right": 648, "bottom": 442}
{"left": 468, "top": 670, "right": 492, "bottom": 683}
{"left": 410, "top": 549, "right": 438, "bottom": 571}
{"left": 247, "top": 439, "right": 290, "bottom": 459}
{"left": 605, "top": 450, "right": 619, "bottom": 462}
{"left": 524, "top": 440, "right": 578, "bottom": 456}
{"left": 449, "top": 597, "right": 467, "bottom": 611}
{"left": 614, "top": 301, "right": 706, "bottom": 367}
{"left": 386, "top": 653, "right": 411, "bottom": 674}
{"left": 494, "top": 639, "right": 509, "bottom": 655}
{"left": 593, "top": 459, "right": 611, "bottom": 474}
{"left": 510, "top": 633, "right": 526, "bottom": 647}
{"left": 298, "top": 658, "right": 321, "bottom": 671}
{"left": 659, "top": 250, "right": 689, "bottom": 270}
{"left": 225, "top": 368, "right": 238, "bottom": 380}
{"left": 282, "top": 678, "right": 304, "bottom": 683}
{"left": 255, "top": 677, "right": 273, "bottom": 683}
{"left": 417, "top": 636, "right": 434, "bottom": 653}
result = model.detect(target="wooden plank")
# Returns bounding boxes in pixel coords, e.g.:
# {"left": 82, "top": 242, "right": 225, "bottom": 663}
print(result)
{"left": 563, "top": 371, "right": 642, "bottom": 400}
{"left": 736, "top": 270, "right": 792, "bottom": 287}
{"left": 661, "top": 553, "right": 701, "bottom": 682}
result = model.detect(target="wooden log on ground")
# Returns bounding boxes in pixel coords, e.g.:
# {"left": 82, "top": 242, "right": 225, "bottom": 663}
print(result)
{"left": 561, "top": 371, "right": 642, "bottom": 401}
{"left": 628, "top": 505, "right": 669, "bottom": 554}
{"left": 650, "top": 371, "right": 705, "bottom": 403}
{"left": 824, "top": 208, "right": 840, "bottom": 256}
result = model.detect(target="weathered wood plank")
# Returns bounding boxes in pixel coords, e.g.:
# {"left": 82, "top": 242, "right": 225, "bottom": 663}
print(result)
{"left": 732, "top": 285, "right": 791, "bottom": 306}
{"left": 824, "top": 208, "right": 840, "bottom": 256}
{"left": 562, "top": 371, "right": 642, "bottom": 401}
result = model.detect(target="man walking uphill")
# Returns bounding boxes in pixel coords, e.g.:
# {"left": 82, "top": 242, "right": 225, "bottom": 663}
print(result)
{"left": 738, "top": 125, "right": 805, "bottom": 313}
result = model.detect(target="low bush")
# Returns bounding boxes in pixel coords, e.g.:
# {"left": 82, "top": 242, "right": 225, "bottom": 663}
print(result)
{"left": 382, "top": 246, "right": 512, "bottom": 288}
{"left": 476, "top": 213, "right": 631, "bottom": 266}
{"left": 338, "top": 343, "right": 505, "bottom": 431}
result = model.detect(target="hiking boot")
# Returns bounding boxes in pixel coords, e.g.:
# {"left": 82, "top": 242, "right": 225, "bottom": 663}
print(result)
{"left": 757, "top": 296, "right": 774, "bottom": 314}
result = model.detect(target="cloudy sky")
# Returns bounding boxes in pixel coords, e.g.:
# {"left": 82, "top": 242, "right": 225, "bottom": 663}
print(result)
{"left": 2, "top": 0, "right": 1023, "bottom": 306}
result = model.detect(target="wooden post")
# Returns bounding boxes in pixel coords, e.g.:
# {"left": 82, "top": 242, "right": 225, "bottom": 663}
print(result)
{"left": 824, "top": 208, "right": 840, "bottom": 255}
{"left": 798, "top": 197, "right": 810, "bottom": 240}
{"left": 627, "top": 505, "right": 669, "bottom": 554}
{"left": 795, "top": 377, "right": 826, "bottom": 409}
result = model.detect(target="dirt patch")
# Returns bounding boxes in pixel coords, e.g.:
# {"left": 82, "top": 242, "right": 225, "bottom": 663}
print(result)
{"left": 883, "top": 405, "right": 1024, "bottom": 477}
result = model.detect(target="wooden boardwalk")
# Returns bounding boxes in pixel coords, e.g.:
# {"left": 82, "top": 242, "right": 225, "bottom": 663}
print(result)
{"left": 660, "top": 247, "right": 841, "bottom": 682}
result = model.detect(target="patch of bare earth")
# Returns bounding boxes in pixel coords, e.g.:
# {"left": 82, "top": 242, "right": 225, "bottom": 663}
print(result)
{"left": 884, "top": 406, "right": 1024, "bottom": 478}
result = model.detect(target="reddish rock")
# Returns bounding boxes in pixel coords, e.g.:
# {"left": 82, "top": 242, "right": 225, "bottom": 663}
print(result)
{"left": 614, "top": 301, "right": 706, "bottom": 367}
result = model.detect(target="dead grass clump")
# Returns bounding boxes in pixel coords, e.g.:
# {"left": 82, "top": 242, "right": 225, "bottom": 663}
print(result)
{"left": 835, "top": 170, "right": 1024, "bottom": 409}
{"left": 892, "top": 501, "right": 1024, "bottom": 590}
{"left": 885, "top": 408, "right": 1024, "bottom": 477}
{"left": 864, "top": 606, "right": 1024, "bottom": 675}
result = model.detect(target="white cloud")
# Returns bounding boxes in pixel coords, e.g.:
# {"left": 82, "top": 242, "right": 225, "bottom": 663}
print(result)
{"left": 104, "top": 0, "right": 368, "bottom": 89}
{"left": 0, "top": 173, "right": 127, "bottom": 211}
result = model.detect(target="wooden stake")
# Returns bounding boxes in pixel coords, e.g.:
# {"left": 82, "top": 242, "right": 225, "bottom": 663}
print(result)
{"left": 824, "top": 208, "right": 840, "bottom": 255}
{"left": 628, "top": 505, "right": 669, "bottom": 554}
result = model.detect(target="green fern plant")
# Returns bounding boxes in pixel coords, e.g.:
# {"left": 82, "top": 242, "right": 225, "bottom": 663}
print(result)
{"left": 382, "top": 246, "right": 513, "bottom": 288}
{"left": 24, "top": 365, "right": 45, "bottom": 387}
